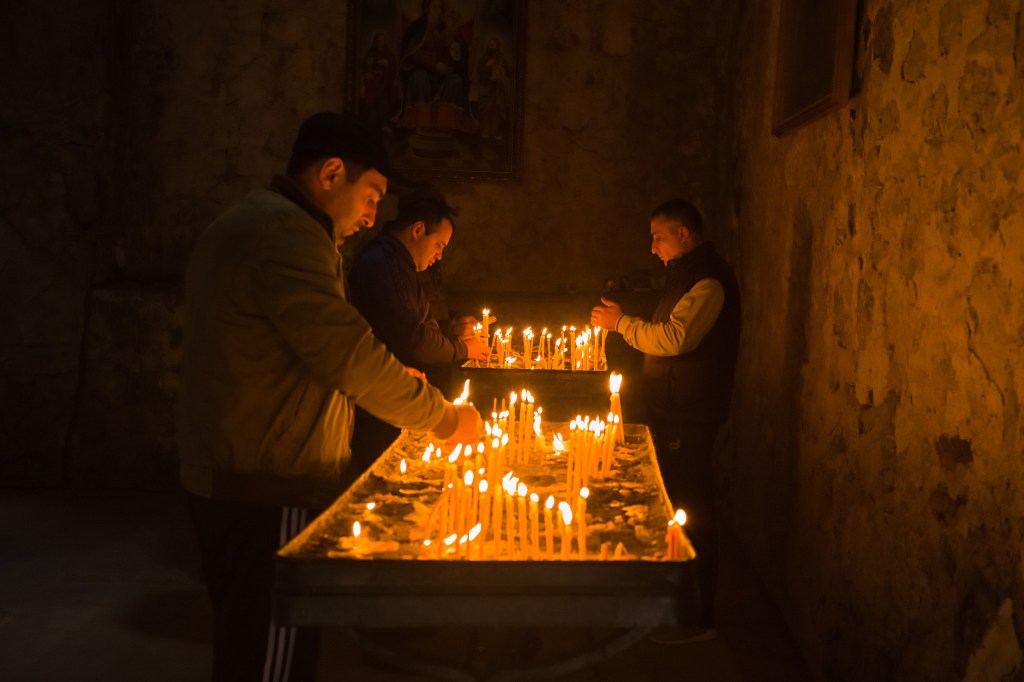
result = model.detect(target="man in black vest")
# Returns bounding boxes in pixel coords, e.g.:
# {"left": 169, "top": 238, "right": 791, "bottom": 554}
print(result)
{"left": 591, "top": 198, "right": 741, "bottom": 642}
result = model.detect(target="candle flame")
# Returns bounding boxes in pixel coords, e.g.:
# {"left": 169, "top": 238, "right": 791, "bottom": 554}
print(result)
{"left": 479, "top": 479, "right": 488, "bottom": 493}
{"left": 366, "top": 502, "right": 376, "bottom": 510}
{"left": 400, "top": 459, "right": 407, "bottom": 474}
{"left": 464, "top": 470, "right": 474, "bottom": 486}
{"left": 444, "top": 533, "right": 458, "bottom": 546}
{"left": 517, "top": 482, "right": 527, "bottom": 497}
{"left": 559, "top": 502, "right": 573, "bottom": 525}
{"left": 580, "top": 487, "right": 590, "bottom": 500}
{"left": 352, "top": 521, "right": 361, "bottom": 538}
{"left": 545, "top": 495, "right": 555, "bottom": 509}
{"left": 609, "top": 372, "right": 623, "bottom": 394}
{"left": 453, "top": 379, "right": 470, "bottom": 405}
{"left": 674, "top": 509, "right": 687, "bottom": 526}
{"left": 424, "top": 539, "right": 432, "bottom": 546}
{"left": 530, "top": 492, "right": 539, "bottom": 503}
{"left": 552, "top": 433, "right": 565, "bottom": 452}
{"left": 468, "top": 523, "right": 482, "bottom": 541}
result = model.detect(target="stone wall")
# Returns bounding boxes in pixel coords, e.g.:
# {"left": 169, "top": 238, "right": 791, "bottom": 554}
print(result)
{"left": 1, "top": 1, "right": 726, "bottom": 486}
{"left": 721, "top": 1, "right": 1024, "bottom": 679}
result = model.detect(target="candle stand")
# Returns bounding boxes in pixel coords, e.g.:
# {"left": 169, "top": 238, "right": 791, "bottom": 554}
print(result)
{"left": 275, "top": 424, "right": 698, "bottom": 680}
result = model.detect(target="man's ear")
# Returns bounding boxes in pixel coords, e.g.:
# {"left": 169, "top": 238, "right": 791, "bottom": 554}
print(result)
{"left": 319, "top": 158, "right": 346, "bottom": 190}
{"left": 677, "top": 224, "right": 690, "bottom": 243}
{"left": 410, "top": 221, "right": 427, "bottom": 240}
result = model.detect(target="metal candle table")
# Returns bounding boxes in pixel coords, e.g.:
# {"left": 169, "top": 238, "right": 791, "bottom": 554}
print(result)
{"left": 274, "top": 423, "right": 699, "bottom": 680}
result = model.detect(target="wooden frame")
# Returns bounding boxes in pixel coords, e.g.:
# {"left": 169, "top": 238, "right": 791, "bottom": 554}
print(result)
{"left": 771, "top": 0, "right": 858, "bottom": 137}
{"left": 346, "top": 0, "right": 527, "bottom": 180}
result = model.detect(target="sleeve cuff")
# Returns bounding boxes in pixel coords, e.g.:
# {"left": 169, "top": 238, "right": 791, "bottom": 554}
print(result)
{"left": 431, "top": 403, "right": 458, "bottom": 440}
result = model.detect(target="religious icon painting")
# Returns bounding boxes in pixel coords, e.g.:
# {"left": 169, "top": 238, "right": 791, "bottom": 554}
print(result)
{"left": 346, "top": 0, "right": 526, "bottom": 180}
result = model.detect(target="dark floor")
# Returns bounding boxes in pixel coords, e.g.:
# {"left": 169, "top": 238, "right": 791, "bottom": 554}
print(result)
{"left": 0, "top": 489, "right": 811, "bottom": 681}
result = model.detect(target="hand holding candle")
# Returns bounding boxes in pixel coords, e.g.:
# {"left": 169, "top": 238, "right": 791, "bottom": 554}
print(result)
{"left": 590, "top": 297, "right": 623, "bottom": 332}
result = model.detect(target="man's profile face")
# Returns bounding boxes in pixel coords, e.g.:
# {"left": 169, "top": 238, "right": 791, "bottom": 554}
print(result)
{"left": 410, "top": 218, "right": 453, "bottom": 272}
{"left": 326, "top": 166, "right": 387, "bottom": 242}
{"left": 650, "top": 216, "right": 688, "bottom": 264}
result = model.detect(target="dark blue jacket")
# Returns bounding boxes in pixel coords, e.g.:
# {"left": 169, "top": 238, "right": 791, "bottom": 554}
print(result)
{"left": 348, "top": 232, "right": 467, "bottom": 371}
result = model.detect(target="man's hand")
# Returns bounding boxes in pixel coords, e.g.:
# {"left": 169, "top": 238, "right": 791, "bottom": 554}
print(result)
{"left": 445, "top": 404, "right": 482, "bottom": 446}
{"left": 462, "top": 334, "right": 489, "bottom": 362}
{"left": 405, "top": 366, "right": 427, "bottom": 381}
{"left": 591, "top": 297, "right": 623, "bottom": 331}
{"left": 449, "top": 314, "right": 479, "bottom": 338}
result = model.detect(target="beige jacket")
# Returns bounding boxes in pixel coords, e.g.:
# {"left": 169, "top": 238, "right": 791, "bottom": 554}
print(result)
{"left": 178, "top": 181, "right": 450, "bottom": 509}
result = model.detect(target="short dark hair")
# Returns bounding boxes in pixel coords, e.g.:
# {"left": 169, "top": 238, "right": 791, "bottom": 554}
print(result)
{"left": 651, "top": 199, "right": 703, "bottom": 238}
{"left": 286, "top": 112, "right": 396, "bottom": 182}
{"left": 384, "top": 185, "right": 457, "bottom": 234}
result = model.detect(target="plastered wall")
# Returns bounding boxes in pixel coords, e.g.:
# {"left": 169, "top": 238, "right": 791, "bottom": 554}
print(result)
{"left": 721, "top": 1, "right": 1024, "bottom": 679}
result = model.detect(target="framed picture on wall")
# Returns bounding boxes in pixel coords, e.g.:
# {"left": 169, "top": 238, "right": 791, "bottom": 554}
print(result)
{"left": 346, "top": 0, "right": 526, "bottom": 180}
{"left": 771, "top": 0, "right": 857, "bottom": 136}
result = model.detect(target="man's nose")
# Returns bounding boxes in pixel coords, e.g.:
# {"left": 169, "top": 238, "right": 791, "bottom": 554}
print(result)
{"left": 363, "top": 206, "right": 377, "bottom": 227}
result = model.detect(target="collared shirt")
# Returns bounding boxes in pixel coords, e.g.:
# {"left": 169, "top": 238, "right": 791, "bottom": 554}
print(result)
{"left": 616, "top": 278, "right": 725, "bottom": 357}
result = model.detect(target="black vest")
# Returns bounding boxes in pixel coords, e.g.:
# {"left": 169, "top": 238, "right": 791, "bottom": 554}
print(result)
{"left": 642, "top": 242, "right": 741, "bottom": 425}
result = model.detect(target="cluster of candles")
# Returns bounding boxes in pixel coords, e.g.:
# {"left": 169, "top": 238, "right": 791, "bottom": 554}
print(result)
{"left": 473, "top": 308, "right": 607, "bottom": 371}
{"left": 421, "top": 454, "right": 591, "bottom": 561}
{"left": 344, "top": 374, "right": 693, "bottom": 562}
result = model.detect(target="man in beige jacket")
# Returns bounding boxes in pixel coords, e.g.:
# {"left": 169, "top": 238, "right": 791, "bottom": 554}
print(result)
{"left": 178, "top": 112, "right": 480, "bottom": 682}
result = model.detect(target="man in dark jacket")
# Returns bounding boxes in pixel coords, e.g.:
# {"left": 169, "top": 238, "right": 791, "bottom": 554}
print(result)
{"left": 348, "top": 186, "right": 488, "bottom": 470}
{"left": 591, "top": 198, "right": 741, "bottom": 642}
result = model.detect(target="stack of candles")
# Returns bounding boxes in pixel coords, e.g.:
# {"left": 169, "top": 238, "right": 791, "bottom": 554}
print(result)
{"left": 475, "top": 308, "right": 607, "bottom": 371}
{"left": 486, "top": 389, "right": 542, "bottom": 466}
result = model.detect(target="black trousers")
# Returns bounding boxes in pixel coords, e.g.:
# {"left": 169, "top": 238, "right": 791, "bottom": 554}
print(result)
{"left": 188, "top": 494, "right": 319, "bottom": 682}
{"left": 650, "top": 419, "right": 721, "bottom": 629}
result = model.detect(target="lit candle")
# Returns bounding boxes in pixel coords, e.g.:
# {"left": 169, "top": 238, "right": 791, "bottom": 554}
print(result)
{"left": 517, "top": 481, "right": 528, "bottom": 558}
{"left": 468, "top": 522, "right": 482, "bottom": 560}
{"left": 609, "top": 372, "right": 625, "bottom": 444}
{"left": 577, "top": 487, "right": 589, "bottom": 560}
{"left": 666, "top": 508, "right": 695, "bottom": 560}
{"left": 465, "top": 470, "right": 476, "bottom": 528}
{"left": 478, "top": 479, "right": 490, "bottom": 552}
{"left": 400, "top": 458, "right": 407, "bottom": 475}
{"left": 544, "top": 495, "right": 555, "bottom": 559}
{"left": 504, "top": 478, "right": 516, "bottom": 558}
{"left": 508, "top": 392, "right": 517, "bottom": 462}
{"left": 569, "top": 326, "right": 577, "bottom": 371}
{"left": 529, "top": 493, "right": 540, "bottom": 560}
{"left": 482, "top": 308, "right": 490, "bottom": 341}
{"left": 533, "top": 408, "right": 544, "bottom": 457}
{"left": 524, "top": 394, "right": 535, "bottom": 463}
{"left": 559, "top": 502, "right": 573, "bottom": 559}
{"left": 452, "top": 379, "right": 470, "bottom": 405}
